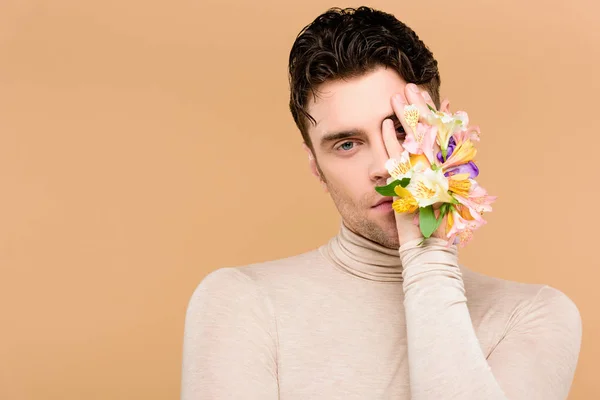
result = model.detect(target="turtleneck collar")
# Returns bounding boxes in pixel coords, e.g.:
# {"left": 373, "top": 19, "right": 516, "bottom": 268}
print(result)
{"left": 319, "top": 220, "right": 404, "bottom": 283}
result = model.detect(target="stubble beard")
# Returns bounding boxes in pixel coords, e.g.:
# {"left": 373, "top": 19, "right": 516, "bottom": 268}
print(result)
{"left": 326, "top": 179, "right": 400, "bottom": 249}
{"left": 314, "top": 160, "right": 400, "bottom": 249}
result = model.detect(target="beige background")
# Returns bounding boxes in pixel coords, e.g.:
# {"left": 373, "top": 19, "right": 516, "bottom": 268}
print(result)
{"left": 0, "top": 0, "right": 598, "bottom": 398}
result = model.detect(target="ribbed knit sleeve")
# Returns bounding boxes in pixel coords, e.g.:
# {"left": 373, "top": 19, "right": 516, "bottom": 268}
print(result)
{"left": 399, "top": 237, "right": 582, "bottom": 400}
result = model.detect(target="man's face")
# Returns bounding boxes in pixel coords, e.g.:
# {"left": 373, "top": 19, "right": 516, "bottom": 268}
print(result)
{"left": 304, "top": 66, "right": 409, "bottom": 249}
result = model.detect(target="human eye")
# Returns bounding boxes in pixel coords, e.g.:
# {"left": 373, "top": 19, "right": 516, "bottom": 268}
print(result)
{"left": 335, "top": 140, "right": 359, "bottom": 152}
{"left": 395, "top": 123, "right": 406, "bottom": 140}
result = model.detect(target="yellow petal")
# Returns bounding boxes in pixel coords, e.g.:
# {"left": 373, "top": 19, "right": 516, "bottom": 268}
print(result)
{"left": 392, "top": 197, "right": 418, "bottom": 213}
{"left": 444, "top": 140, "right": 477, "bottom": 169}
{"left": 393, "top": 185, "right": 412, "bottom": 197}
{"left": 409, "top": 153, "right": 431, "bottom": 169}
{"left": 448, "top": 175, "right": 472, "bottom": 197}
{"left": 449, "top": 172, "right": 470, "bottom": 180}
{"left": 446, "top": 208, "right": 454, "bottom": 233}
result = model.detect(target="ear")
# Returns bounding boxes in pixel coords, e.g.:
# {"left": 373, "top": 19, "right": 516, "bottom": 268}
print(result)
{"left": 302, "top": 143, "right": 328, "bottom": 193}
{"left": 440, "top": 97, "right": 451, "bottom": 113}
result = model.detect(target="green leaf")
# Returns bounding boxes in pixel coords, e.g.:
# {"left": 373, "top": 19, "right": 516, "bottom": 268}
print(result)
{"left": 440, "top": 203, "right": 450, "bottom": 215}
{"left": 426, "top": 103, "right": 437, "bottom": 113}
{"left": 419, "top": 204, "right": 449, "bottom": 238}
{"left": 419, "top": 205, "right": 438, "bottom": 238}
{"left": 375, "top": 178, "right": 411, "bottom": 196}
{"left": 433, "top": 209, "right": 446, "bottom": 230}
{"left": 438, "top": 205, "right": 449, "bottom": 225}
{"left": 375, "top": 179, "right": 401, "bottom": 196}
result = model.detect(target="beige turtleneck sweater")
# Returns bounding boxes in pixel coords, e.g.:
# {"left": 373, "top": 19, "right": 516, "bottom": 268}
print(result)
{"left": 180, "top": 222, "right": 582, "bottom": 399}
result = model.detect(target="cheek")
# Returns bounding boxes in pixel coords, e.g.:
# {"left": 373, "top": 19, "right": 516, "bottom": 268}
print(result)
{"left": 322, "top": 160, "right": 371, "bottom": 204}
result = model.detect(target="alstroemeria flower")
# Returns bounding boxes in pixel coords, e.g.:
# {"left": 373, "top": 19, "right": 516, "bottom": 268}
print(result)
{"left": 436, "top": 137, "right": 479, "bottom": 178}
{"left": 453, "top": 125, "right": 481, "bottom": 144}
{"left": 385, "top": 151, "right": 432, "bottom": 184}
{"left": 403, "top": 122, "right": 437, "bottom": 164}
{"left": 376, "top": 102, "right": 495, "bottom": 248}
{"left": 453, "top": 180, "right": 497, "bottom": 215}
{"left": 448, "top": 173, "right": 472, "bottom": 197}
{"left": 385, "top": 150, "right": 413, "bottom": 181}
{"left": 406, "top": 167, "right": 454, "bottom": 208}
{"left": 446, "top": 162, "right": 479, "bottom": 179}
{"left": 441, "top": 139, "right": 477, "bottom": 172}
{"left": 426, "top": 109, "right": 468, "bottom": 158}
{"left": 437, "top": 136, "right": 456, "bottom": 163}
{"left": 392, "top": 185, "right": 419, "bottom": 213}
{"left": 446, "top": 204, "right": 486, "bottom": 247}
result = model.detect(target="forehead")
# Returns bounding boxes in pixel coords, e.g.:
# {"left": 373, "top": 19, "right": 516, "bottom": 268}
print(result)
{"left": 307, "top": 66, "right": 407, "bottom": 140}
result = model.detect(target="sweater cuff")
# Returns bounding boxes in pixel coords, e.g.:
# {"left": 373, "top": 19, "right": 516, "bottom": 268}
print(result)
{"left": 399, "top": 236, "right": 455, "bottom": 252}
{"left": 398, "top": 237, "right": 461, "bottom": 285}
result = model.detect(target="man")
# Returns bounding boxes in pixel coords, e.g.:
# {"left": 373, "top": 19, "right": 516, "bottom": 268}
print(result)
{"left": 181, "top": 7, "right": 581, "bottom": 399}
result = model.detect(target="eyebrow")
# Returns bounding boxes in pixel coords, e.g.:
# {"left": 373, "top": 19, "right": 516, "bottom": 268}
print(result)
{"left": 319, "top": 113, "right": 401, "bottom": 149}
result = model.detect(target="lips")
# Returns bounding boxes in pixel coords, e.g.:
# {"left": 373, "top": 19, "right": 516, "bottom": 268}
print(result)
{"left": 372, "top": 197, "right": 393, "bottom": 207}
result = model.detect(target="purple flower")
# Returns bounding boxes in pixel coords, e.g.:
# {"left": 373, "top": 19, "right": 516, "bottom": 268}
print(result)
{"left": 444, "top": 161, "right": 479, "bottom": 179}
{"left": 437, "top": 136, "right": 457, "bottom": 163}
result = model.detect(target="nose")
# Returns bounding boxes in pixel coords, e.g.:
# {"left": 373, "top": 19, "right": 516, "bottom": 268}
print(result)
{"left": 369, "top": 138, "right": 391, "bottom": 184}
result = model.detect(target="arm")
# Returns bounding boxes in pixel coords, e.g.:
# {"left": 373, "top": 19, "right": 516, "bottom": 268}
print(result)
{"left": 181, "top": 268, "right": 279, "bottom": 400}
{"left": 399, "top": 238, "right": 582, "bottom": 400}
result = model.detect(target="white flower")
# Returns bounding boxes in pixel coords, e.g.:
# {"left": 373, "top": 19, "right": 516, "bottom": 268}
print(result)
{"left": 385, "top": 150, "right": 413, "bottom": 181}
{"left": 406, "top": 167, "right": 454, "bottom": 207}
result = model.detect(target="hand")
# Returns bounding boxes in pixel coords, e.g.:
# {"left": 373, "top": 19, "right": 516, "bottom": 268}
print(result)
{"left": 381, "top": 83, "right": 451, "bottom": 246}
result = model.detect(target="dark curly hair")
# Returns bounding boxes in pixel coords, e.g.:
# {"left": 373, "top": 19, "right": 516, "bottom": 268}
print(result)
{"left": 288, "top": 6, "right": 441, "bottom": 152}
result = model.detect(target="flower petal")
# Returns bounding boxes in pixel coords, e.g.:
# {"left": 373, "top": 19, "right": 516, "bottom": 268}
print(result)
{"left": 445, "top": 161, "right": 479, "bottom": 179}
{"left": 392, "top": 197, "right": 418, "bottom": 213}
{"left": 442, "top": 140, "right": 477, "bottom": 171}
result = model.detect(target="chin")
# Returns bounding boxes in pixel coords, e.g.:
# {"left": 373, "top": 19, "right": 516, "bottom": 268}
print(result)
{"left": 376, "top": 232, "right": 400, "bottom": 249}
{"left": 354, "top": 215, "right": 400, "bottom": 249}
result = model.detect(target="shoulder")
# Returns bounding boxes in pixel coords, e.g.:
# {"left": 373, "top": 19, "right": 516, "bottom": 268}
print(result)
{"left": 186, "top": 248, "right": 325, "bottom": 312}
{"left": 184, "top": 266, "right": 279, "bottom": 345}
{"left": 460, "top": 266, "right": 582, "bottom": 334}
{"left": 186, "top": 266, "right": 272, "bottom": 312}
{"left": 202, "top": 247, "right": 328, "bottom": 291}
{"left": 185, "top": 268, "right": 266, "bottom": 318}
{"left": 518, "top": 284, "right": 582, "bottom": 333}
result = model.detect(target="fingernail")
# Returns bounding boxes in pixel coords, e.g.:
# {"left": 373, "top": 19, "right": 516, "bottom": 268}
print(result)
{"left": 409, "top": 83, "right": 420, "bottom": 93}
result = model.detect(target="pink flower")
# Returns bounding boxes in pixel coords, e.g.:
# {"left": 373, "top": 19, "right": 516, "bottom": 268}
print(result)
{"left": 403, "top": 122, "right": 438, "bottom": 165}
{"left": 446, "top": 204, "right": 486, "bottom": 247}
{"left": 453, "top": 180, "right": 497, "bottom": 215}
{"left": 453, "top": 125, "right": 481, "bottom": 144}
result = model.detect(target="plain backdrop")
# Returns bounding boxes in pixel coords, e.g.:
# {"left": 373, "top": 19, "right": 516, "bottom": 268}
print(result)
{"left": 1, "top": 0, "right": 598, "bottom": 399}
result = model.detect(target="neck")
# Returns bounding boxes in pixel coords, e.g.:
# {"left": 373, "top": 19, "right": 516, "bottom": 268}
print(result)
{"left": 320, "top": 220, "right": 404, "bottom": 283}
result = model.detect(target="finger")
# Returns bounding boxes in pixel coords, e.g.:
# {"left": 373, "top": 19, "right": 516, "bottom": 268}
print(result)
{"left": 390, "top": 94, "right": 414, "bottom": 139}
{"left": 404, "top": 83, "right": 437, "bottom": 123}
{"left": 440, "top": 97, "right": 451, "bottom": 113}
{"left": 382, "top": 118, "right": 404, "bottom": 159}
{"left": 420, "top": 89, "right": 437, "bottom": 112}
